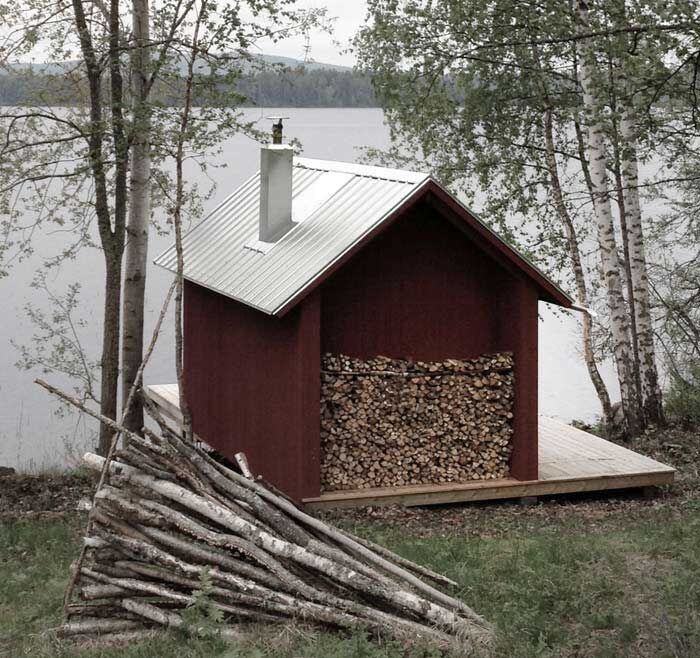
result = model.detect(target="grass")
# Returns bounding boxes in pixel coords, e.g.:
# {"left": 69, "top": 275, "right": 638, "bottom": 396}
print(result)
{"left": 2, "top": 502, "right": 700, "bottom": 658}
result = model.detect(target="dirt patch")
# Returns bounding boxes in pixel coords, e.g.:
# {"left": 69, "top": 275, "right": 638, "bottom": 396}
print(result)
{"left": 0, "top": 471, "right": 94, "bottom": 519}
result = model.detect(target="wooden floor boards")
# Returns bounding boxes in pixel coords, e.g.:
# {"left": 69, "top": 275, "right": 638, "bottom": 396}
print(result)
{"left": 146, "top": 384, "right": 675, "bottom": 509}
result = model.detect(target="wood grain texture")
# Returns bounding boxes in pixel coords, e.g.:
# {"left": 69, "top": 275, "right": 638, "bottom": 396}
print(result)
{"left": 145, "top": 388, "right": 675, "bottom": 510}
{"left": 302, "top": 416, "right": 675, "bottom": 509}
{"left": 320, "top": 352, "right": 515, "bottom": 490}
{"left": 178, "top": 194, "right": 567, "bottom": 498}
{"left": 182, "top": 281, "right": 320, "bottom": 501}
{"left": 276, "top": 182, "right": 572, "bottom": 316}
{"left": 303, "top": 472, "right": 675, "bottom": 509}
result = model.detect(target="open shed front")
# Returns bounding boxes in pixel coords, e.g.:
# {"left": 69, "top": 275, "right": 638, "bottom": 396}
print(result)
{"left": 145, "top": 385, "right": 675, "bottom": 509}
{"left": 178, "top": 197, "right": 545, "bottom": 501}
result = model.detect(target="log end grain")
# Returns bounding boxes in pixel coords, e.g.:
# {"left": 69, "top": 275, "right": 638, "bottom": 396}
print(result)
{"left": 320, "top": 352, "right": 515, "bottom": 491}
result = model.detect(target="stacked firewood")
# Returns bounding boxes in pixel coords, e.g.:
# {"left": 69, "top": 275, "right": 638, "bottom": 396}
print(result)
{"left": 59, "top": 403, "right": 493, "bottom": 651}
{"left": 321, "top": 352, "right": 514, "bottom": 491}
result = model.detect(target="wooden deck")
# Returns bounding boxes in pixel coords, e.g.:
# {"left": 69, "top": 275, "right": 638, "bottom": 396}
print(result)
{"left": 146, "top": 384, "right": 675, "bottom": 509}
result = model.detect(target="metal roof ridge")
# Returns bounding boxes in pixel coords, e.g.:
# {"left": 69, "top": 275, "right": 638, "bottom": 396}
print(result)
{"left": 294, "top": 156, "right": 428, "bottom": 184}
{"left": 271, "top": 177, "right": 433, "bottom": 315}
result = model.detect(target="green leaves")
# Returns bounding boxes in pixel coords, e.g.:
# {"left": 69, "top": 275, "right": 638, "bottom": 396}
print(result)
{"left": 181, "top": 567, "right": 225, "bottom": 639}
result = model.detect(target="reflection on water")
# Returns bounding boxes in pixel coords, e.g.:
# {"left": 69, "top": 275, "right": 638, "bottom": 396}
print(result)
{"left": 0, "top": 108, "right": 616, "bottom": 471}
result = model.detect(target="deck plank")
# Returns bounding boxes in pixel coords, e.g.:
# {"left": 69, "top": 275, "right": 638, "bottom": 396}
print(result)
{"left": 147, "top": 384, "right": 183, "bottom": 423}
{"left": 145, "top": 385, "right": 675, "bottom": 509}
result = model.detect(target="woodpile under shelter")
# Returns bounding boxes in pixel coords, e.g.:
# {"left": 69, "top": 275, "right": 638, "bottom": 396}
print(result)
{"left": 152, "top": 140, "right": 674, "bottom": 508}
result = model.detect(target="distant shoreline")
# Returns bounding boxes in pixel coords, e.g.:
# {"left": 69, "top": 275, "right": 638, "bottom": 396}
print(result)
{"left": 0, "top": 62, "right": 378, "bottom": 108}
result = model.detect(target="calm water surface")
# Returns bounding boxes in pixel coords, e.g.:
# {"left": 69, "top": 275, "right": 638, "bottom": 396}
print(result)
{"left": 0, "top": 108, "right": 617, "bottom": 471}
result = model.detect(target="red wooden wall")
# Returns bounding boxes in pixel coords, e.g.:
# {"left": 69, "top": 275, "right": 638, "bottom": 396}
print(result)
{"left": 320, "top": 201, "right": 539, "bottom": 480}
{"left": 184, "top": 281, "right": 321, "bottom": 500}
{"left": 183, "top": 196, "right": 542, "bottom": 500}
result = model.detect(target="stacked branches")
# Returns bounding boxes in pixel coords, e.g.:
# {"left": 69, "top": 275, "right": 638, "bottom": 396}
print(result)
{"left": 60, "top": 404, "right": 493, "bottom": 651}
{"left": 321, "top": 353, "right": 514, "bottom": 491}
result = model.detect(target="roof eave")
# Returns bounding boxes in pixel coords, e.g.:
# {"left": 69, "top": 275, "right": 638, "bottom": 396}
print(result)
{"left": 153, "top": 168, "right": 573, "bottom": 316}
{"left": 272, "top": 176, "right": 433, "bottom": 317}
{"left": 423, "top": 180, "right": 573, "bottom": 308}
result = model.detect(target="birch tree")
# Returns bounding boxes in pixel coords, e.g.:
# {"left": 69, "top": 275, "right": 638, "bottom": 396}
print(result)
{"left": 355, "top": 0, "right": 699, "bottom": 435}
{"left": 0, "top": 0, "right": 130, "bottom": 453}
{"left": 618, "top": 108, "right": 664, "bottom": 424}
{"left": 356, "top": 0, "right": 620, "bottom": 429}
{"left": 576, "top": 0, "right": 641, "bottom": 435}
{"left": 121, "top": 0, "right": 152, "bottom": 435}
{"left": 612, "top": 1, "right": 665, "bottom": 425}
{"left": 1, "top": 0, "right": 324, "bottom": 453}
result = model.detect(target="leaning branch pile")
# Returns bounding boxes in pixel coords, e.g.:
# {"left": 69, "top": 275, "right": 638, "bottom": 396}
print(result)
{"left": 321, "top": 352, "right": 515, "bottom": 491}
{"left": 59, "top": 403, "right": 494, "bottom": 651}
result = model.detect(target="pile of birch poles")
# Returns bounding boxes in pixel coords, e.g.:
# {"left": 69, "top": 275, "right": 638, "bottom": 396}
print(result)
{"left": 56, "top": 397, "right": 494, "bottom": 652}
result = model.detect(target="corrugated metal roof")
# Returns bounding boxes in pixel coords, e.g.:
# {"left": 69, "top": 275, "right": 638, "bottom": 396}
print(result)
{"left": 155, "top": 156, "right": 573, "bottom": 314}
{"left": 154, "top": 157, "right": 431, "bottom": 315}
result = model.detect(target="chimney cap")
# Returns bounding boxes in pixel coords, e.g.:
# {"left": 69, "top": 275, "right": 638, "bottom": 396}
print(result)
{"left": 266, "top": 115, "right": 290, "bottom": 144}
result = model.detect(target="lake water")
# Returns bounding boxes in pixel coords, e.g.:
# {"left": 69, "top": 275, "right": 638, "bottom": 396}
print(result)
{"left": 0, "top": 107, "right": 619, "bottom": 471}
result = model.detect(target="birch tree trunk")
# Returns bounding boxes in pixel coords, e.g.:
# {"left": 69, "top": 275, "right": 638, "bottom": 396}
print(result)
{"left": 618, "top": 111, "right": 665, "bottom": 424}
{"left": 121, "top": 0, "right": 151, "bottom": 435}
{"left": 531, "top": 41, "right": 614, "bottom": 428}
{"left": 576, "top": 0, "right": 642, "bottom": 436}
{"left": 611, "top": 116, "right": 643, "bottom": 404}
{"left": 612, "top": 0, "right": 664, "bottom": 426}
{"left": 541, "top": 104, "right": 613, "bottom": 427}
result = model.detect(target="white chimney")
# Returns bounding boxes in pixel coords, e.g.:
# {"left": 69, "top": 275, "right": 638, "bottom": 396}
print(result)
{"left": 259, "top": 117, "right": 294, "bottom": 243}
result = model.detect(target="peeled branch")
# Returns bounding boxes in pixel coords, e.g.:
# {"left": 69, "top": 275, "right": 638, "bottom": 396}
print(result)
{"left": 54, "top": 402, "right": 493, "bottom": 652}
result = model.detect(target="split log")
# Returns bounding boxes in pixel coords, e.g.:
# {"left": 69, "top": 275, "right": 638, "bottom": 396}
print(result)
{"left": 57, "top": 619, "right": 146, "bottom": 636}
{"left": 83, "top": 452, "right": 482, "bottom": 638}
{"left": 60, "top": 629, "right": 163, "bottom": 646}
{"left": 320, "top": 352, "right": 515, "bottom": 491}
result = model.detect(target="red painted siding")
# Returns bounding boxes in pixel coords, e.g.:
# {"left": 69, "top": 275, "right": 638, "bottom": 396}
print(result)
{"left": 494, "top": 277, "right": 539, "bottom": 480}
{"left": 184, "top": 281, "right": 320, "bottom": 500}
{"left": 183, "top": 198, "right": 541, "bottom": 497}
{"left": 320, "top": 201, "right": 539, "bottom": 480}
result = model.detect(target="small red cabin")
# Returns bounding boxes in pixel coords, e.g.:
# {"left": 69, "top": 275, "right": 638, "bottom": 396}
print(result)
{"left": 156, "top": 147, "right": 572, "bottom": 502}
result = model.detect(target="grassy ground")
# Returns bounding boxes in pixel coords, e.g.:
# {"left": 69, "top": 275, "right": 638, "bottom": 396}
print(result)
{"left": 2, "top": 490, "right": 700, "bottom": 658}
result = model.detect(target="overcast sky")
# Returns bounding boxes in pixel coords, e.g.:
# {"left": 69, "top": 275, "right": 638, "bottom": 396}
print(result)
{"left": 256, "top": 0, "right": 367, "bottom": 67}
{"left": 3, "top": 1, "right": 367, "bottom": 67}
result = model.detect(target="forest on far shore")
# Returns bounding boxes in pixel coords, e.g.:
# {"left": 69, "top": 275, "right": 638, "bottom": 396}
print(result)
{"left": 0, "top": 65, "right": 378, "bottom": 107}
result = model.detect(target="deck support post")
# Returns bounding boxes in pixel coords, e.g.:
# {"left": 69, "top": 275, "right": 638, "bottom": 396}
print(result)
{"left": 518, "top": 496, "right": 539, "bottom": 506}
{"left": 641, "top": 486, "right": 658, "bottom": 500}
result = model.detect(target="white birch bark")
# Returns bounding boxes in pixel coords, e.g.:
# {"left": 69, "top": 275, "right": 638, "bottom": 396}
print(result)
{"left": 576, "top": 0, "right": 642, "bottom": 435}
{"left": 87, "top": 533, "right": 461, "bottom": 647}
{"left": 541, "top": 103, "right": 613, "bottom": 426}
{"left": 57, "top": 619, "right": 145, "bottom": 636}
{"left": 121, "top": 0, "right": 151, "bottom": 435}
{"left": 611, "top": 127, "right": 643, "bottom": 402}
{"left": 82, "top": 451, "right": 492, "bottom": 643}
{"left": 619, "top": 109, "right": 664, "bottom": 424}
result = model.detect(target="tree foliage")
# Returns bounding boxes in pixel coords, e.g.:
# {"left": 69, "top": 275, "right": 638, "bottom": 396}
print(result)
{"left": 0, "top": 0, "right": 325, "bottom": 453}
{"left": 355, "top": 0, "right": 700, "bottom": 433}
